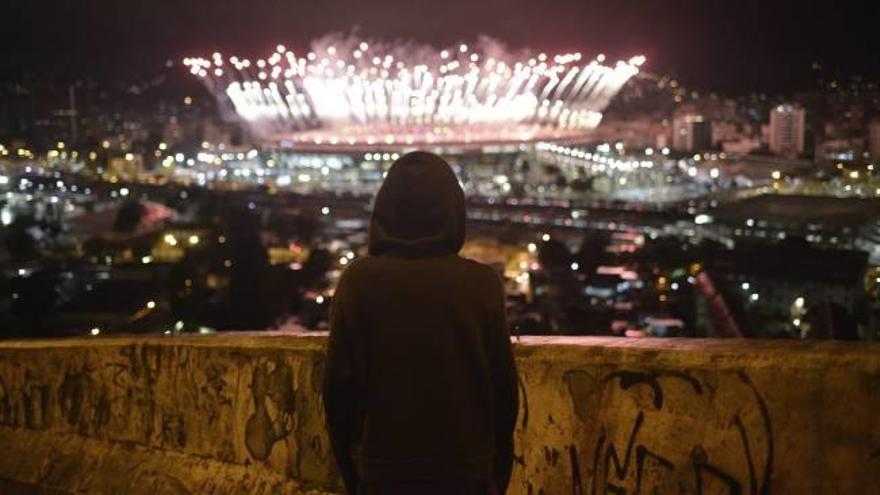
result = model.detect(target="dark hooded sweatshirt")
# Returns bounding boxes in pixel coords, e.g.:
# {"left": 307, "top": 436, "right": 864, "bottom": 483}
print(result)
{"left": 322, "top": 151, "right": 519, "bottom": 495}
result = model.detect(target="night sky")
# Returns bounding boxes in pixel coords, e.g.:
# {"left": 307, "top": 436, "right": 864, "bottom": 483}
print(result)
{"left": 3, "top": 0, "right": 879, "bottom": 94}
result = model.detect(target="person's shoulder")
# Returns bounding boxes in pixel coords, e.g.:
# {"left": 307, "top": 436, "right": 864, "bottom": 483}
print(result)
{"left": 456, "top": 256, "right": 503, "bottom": 285}
{"left": 337, "top": 256, "right": 373, "bottom": 285}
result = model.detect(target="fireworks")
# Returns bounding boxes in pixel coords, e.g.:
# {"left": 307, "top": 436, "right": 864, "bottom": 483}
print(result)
{"left": 184, "top": 35, "right": 644, "bottom": 149}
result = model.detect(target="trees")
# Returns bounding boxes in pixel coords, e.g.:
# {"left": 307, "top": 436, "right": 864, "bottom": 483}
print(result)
{"left": 113, "top": 199, "right": 146, "bottom": 233}
{"left": 4, "top": 216, "right": 41, "bottom": 259}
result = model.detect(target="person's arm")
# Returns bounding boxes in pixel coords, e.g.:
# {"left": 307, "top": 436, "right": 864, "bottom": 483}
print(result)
{"left": 485, "top": 269, "right": 519, "bottom": 494}
{"left": 322, "top": 275, "right": 360, "bottom": 495}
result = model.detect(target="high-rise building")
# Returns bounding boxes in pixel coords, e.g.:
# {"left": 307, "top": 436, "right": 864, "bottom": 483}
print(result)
{"left": 769, "top": 104, "right": 806, "bottom": 157}
{"left": 869, "top": 120, "right": 880, "bottom": 160}
{"left": 672, "top": 114, "right": 712, "bottom": 152}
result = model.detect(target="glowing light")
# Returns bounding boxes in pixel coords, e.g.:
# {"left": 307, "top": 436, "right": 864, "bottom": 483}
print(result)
{"left": 89, "top": 327, "right": 101, "bottom": 336}
{"left": 184, "top": 35, "right": 643, "bottom": 147}
{"left": 188, "top": 235, "right": 200, "bottom": 245}
{"left": 694, "top": 214, "right": 713, "bottom": 225}
{"left": 146, "top": 300, "right": 156, "bottom": 309}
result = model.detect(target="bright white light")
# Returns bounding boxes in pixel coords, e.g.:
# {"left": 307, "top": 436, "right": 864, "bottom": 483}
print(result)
{"left": 750, "top": 293, "right": 759, "bottom": 302}
{"left": 89, "top": 327, "right": 101, "bottom": 336}
{"left": 146, "top": 300, "right": 156, "bottom": 309}
{"left": 541, "top": 233, "right": 550, "bottom": 242}
{"left": 741, "top": 282, "right": 750, "bottom": 290}
{"left": 321, "top": 206, "right": 330, "bottom": 215}
{"left": 570, "top": 262, "right": 579, "bottom": 271}
{"left": 316, "top": 295, "right": 325, "bottom": 304}
{"left": 694, "top": 214, "right": 713, "bottom": 225}
{"left": 185, "top": 36, "right": 643, "bottom": 146}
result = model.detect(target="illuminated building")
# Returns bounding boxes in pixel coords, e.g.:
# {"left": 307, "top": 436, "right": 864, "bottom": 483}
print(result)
{"left": 869, "top": 120, "right": 880, "bottom": 160}
{"left": 672, "top": 114, "right": 711, "bottom": 152}
{"left": 769, "top": 104, "right": 805, "bottom": 158}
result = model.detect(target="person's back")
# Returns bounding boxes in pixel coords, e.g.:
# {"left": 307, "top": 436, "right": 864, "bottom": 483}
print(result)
{"left": 323, "top": 152, "right": 519, "bottom": 495}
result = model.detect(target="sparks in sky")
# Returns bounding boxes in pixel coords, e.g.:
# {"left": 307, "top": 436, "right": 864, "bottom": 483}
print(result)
{"left": 184, "top": 35, "right": 645, "bottom": 149}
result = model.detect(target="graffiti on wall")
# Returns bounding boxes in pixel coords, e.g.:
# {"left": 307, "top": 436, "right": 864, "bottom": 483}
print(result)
{"left": 564, "top": 369, "right": 774, "bottom": 495}
{"left": 245, "top": 358, "right": 297, "bottom": 461}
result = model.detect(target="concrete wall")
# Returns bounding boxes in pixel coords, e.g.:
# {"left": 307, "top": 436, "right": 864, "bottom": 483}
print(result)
{"left": 0, "top": 335, "right": 878, "bottom": 494}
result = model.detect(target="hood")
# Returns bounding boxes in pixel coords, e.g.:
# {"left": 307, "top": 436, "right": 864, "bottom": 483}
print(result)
{"left": 368, "top": 151, "right": 465, "bottom": 257}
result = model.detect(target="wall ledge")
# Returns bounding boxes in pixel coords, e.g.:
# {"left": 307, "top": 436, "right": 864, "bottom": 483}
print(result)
{"left": 0, "top": 334, "right": 877, "bottom": 494}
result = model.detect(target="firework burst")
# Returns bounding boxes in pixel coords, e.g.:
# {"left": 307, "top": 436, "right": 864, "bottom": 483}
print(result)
{"left": 184, "top": 35, "right": 644, "bottom": 149}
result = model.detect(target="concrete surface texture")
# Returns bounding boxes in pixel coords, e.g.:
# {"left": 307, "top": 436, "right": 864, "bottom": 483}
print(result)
{"left": 0, "top": 334, "right": 878, "bottom": 494}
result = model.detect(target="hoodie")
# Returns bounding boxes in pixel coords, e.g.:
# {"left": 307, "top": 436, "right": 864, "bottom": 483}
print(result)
{"left": 322, "top": 151, "right": 519, "bottom": 494}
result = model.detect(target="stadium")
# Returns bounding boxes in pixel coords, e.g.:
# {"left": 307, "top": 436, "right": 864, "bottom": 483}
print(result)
{"left": 184, "top": 35, "right": 644, "bottom": 153}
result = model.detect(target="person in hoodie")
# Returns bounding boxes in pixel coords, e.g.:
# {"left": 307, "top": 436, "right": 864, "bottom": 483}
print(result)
{"left": 322, "top": 151, "right": 519, "bottom": 495}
